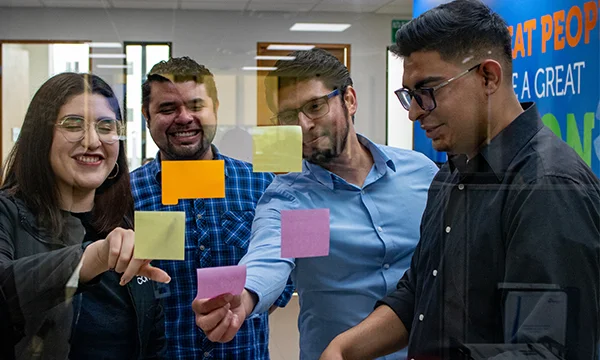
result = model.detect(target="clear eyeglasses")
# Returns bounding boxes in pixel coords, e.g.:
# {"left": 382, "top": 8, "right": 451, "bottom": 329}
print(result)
{"left": 56, "top": 116, "right": 124, "bottom": 144}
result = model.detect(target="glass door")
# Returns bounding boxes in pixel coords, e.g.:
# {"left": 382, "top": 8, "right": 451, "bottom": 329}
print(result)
{"left": 124, "top": 42, "right": 171, "bottom": 170}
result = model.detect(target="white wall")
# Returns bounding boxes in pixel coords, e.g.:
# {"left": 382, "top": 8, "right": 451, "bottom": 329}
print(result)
{"left": 0, "top": 7, "right": 409, "bottom": 145}
{"left": 21, "top": 44, "right": 49, "bottom": 100}
{"left": 49, "top": 43, "right": 90, "bottom": 75}
{"left": 386, "top": 49, "right": 413, "bottom": 149}
{"left": 2, "top": 44, "right": 29, "bottom": 163}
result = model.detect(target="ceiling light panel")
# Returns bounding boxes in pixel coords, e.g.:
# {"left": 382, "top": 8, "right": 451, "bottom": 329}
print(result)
{"left": 290, "top": 23, "right": 351, "bottom": 32}
{"left": 254, "top": 55, "right": 296, "bottom": 61}
{"left": 266, "top": 44, "right": 315, "bottom": 51}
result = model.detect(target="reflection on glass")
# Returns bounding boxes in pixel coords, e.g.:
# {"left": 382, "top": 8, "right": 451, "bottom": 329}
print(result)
{"left": 125, "top": 44, "right": 170, "bottom": 170}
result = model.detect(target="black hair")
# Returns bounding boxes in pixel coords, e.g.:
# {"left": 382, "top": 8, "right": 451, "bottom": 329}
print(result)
{"left": 393, "top": 0, "right": 512, "bottom": 76}
{"left": 142, "top": 56, "right": 218, "bottom": 120}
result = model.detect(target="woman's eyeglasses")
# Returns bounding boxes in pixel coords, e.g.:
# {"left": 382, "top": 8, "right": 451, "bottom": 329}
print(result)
{"left": 56, "top": 116, "right": 123, "bottom": 144}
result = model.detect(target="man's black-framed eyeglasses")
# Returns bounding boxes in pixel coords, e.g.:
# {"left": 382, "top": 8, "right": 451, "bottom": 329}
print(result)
{"left": 395, "top": 63, "right": 481, "bottom": 112}
{"left": 271, "top": 88, "right": 341, "bottom": 125}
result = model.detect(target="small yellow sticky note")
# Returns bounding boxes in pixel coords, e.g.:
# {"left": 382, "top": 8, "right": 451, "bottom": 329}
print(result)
{"left": 252, "top": 126, "right": 302, "bottom": 173}
{"left": 162, "top": 160, "right": 225, "bottom": 205}
{"left": 134, "top": 211, "right": 185, "bottom": 261}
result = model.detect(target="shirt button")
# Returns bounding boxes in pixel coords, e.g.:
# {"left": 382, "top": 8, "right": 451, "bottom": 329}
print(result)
{"left": 199, "top": 245, "right": 205, "bottom": 251}
{"left": 419, "top": 314, "right": 424, "bottom": 321}
{"left": 361, "top": 190, "right": 365, "bottom": 195}
{"left": 203, "top": 352, "right": 210, "bottom": 358}
{"left": 377, "top": 226, "right": 383, "bottom": 232}
{"left": 432, "top": 269, "right": 438, "bottom": 277}
{"left": 445, "top": 226, "right": 451, "bottom": 233}
{"left": 383, "top": 263, "right": 390, "bottom": 270}
{"left": 458, "top": 184, "right": 464, "bottom": 190}
{"left": 197, "top": 214, "right": 202, "bottom": 220}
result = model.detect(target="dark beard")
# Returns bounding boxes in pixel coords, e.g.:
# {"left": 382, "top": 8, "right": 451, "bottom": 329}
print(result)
{"left": 306, "top": 104, "right": 350, "bottom": 165}
{"left": 163, "top": 140, "right": 211, "bottom": 160}
{"left": 162, "top": 126, "right": 216, "bottom": 160}
{"left": 307, "top": 119, "right": 350, "bottom": 165}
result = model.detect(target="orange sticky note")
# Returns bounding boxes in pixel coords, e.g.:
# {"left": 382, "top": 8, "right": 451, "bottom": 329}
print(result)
{"left": 162, "top": 160, "right": 225, "bottom": 205}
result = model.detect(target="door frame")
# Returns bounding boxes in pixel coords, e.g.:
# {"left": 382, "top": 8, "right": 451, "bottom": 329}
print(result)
{"left": 122, "top": 41, "right": 172, "bottom": 161}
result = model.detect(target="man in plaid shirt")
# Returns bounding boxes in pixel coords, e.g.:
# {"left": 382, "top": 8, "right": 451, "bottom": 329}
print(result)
{"left": 131, "top": 57, "right": 294, "bottom": 359}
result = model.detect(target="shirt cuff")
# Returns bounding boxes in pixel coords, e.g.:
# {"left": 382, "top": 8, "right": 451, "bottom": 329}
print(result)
{"left": 245, "top": 279, "right": 275, "bottom": 316}
{"left": 376, "top": 291, "right": 415, "bottom": 333}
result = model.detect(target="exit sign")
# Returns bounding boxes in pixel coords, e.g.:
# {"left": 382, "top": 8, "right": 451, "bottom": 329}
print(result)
{"left": 391, "top": 19, "right": 411, "bottom": 43}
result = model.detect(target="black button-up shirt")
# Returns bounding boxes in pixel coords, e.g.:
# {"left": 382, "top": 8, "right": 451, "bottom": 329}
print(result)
{"left": 379, "top": 103, "right": 600, "bottom": 360}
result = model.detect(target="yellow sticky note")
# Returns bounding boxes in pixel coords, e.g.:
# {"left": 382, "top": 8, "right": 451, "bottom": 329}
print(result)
{"left": 134, "top": 211, "right": 185, "bottom": 260}
{"left": 252, "top": 126, "right": 302, "bottom": 173}
{"left": 162, "top": 160, "right": 225, "bottom": 205}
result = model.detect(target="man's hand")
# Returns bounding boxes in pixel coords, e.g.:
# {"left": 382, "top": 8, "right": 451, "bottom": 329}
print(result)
{"left": 192, "top": 289, "right": 258, "bottom": 342}
{"left": 80, "top": 227, "right": 171, "bottom": 285}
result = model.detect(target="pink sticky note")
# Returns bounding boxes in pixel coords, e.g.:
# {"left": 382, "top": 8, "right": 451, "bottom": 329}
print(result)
{"left": 196, "top": 265, "right": 247, "bottom": 300}
{"left": 281, "top": 209, "right": 330, "bottom": 258}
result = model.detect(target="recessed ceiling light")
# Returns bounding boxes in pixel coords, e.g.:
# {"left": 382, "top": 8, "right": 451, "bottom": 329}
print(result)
{"left": 86, "top": 42, "right": 122, "bottom": 48}
{"left": 89, "top": 53, "right": 127, "bottom": 59}
{"left": 97, "top": 64, "right": 129, "bottom": 69}
{"left": 254, "top": 55, "right": 296, "bottom": 61}
{"left": 242, "top": 66, "right": 277, "bottom": 71}
{"left": 290, "top": 23, "right": 351, "bottom": 32}
{"left": 266, "top": 44, "right": 315, "bottom": 51}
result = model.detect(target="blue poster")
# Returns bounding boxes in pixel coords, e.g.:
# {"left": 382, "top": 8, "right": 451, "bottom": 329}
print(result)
{"left": 411, "top": 0, "right": 600, "bottom": 175}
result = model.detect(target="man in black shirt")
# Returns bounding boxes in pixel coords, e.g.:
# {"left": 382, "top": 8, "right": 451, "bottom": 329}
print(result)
{"left": 320, "top": 0, "right": 600, "bottom": 359}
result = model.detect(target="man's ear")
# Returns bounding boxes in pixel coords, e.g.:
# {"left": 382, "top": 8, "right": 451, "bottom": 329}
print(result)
{"left": 142, "top": 107, "right": 150, "bottom": 125}
{"left": 213, "top": 100, "right": 220, "bottom": 114}
{"left": 343, "top": 85, "right": 358, "bottom": 116}
{"left": 479, "top": 59, "right": 502, "bottom": 95}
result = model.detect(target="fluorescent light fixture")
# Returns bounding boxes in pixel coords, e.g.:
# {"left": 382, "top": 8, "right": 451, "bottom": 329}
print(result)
{"left": 86, "top": 42, "right": 122, "bottom": 48}
{"left": 266, "top": 44, "right": 315, "bottom": 51}
{"left": 89, "top": 53, "right": 127, "bottom": 59}
{"left": 242, "top": 66, "right": 277, "bottom": 71}
{"left": 254, "top": 55, "right": 296, "bottom": 61}
{"left": 96, "top": 64, "right": 129, "bottom": 69}
{"left": 290, "top": 23, "right": 351, "bottom": 32}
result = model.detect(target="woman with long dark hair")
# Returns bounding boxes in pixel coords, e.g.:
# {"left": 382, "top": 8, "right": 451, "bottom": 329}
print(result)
{"left": 0, "top": 73, "right": 170, "bottom": 359}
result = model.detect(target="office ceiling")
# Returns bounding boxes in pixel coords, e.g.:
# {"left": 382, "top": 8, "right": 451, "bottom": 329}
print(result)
{"left": 0, "top": 0, "right": 412, "bottom": 15}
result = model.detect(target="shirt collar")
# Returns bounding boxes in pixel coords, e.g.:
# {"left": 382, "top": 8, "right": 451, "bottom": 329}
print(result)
{"left": 302, "top": 134, "right": 396, "bottom": 189}
{"left": 449, "top": 102, "right": 542, "bottom": 181}
{"left": 152, "top": 144, "right": 228, "bottom": 185}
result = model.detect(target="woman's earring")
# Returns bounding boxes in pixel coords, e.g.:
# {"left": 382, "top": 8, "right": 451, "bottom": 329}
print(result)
{"left": 107, "top": 163, "right": 119, "bottom": 180}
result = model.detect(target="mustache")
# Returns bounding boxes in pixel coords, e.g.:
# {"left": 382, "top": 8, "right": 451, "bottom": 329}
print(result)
{"left": 169, "top": 126, "right": 202, "bottom": 132}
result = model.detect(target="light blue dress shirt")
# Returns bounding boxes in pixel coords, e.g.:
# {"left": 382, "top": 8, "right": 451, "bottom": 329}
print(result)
{"left": 240, "top": 135, "right": 438, "bottom": 359}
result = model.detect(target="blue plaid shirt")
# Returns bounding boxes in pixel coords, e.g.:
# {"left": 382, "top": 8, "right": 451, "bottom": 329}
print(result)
{"left": 131, "top": 148, "right": 294, "bottom": 360}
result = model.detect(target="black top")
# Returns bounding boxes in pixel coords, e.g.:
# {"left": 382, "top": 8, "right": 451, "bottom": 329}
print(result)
{"left": 379, "top": 103, "right": 600, "bottom": 360}
{"left": 0, "top": 194, "right": 165, "bottom": 360}
{"left": 69, "top": 212, "right": 137, "bottom": 360}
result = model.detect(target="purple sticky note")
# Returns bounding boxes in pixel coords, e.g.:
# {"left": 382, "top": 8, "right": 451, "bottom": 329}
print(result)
{"left": 281, "top": 209, "right": 330, "bottom": 258}
{"left": 196, "top": 265, "right": 247, "bottom": 300}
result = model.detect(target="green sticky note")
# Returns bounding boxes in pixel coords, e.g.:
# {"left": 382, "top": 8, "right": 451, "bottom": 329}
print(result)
{"left": 252, "top": 125, "right": 302, "bottom": 173}
{"left": 134, "top": 211, "right": 185, "bottom": 261}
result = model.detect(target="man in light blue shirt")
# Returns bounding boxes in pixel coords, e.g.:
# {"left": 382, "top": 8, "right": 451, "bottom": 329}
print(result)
{"left": 192, "top": 48, "right": 437, "bottom": 359}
